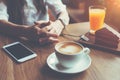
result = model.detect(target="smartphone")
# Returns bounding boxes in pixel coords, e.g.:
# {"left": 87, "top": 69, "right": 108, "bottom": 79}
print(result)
{"left": 3, "top": 42, "right": 37, "bottom": 63}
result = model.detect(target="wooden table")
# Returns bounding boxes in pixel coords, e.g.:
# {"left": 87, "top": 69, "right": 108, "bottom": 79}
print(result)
{"left": 0, "top": 25, "right": 120, "bottom": 80}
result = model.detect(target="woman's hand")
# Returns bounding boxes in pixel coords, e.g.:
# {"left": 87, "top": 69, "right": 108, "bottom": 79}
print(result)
{"left": 24, "top": 22, "right": 59, "bottom": 45}
{"left": 35, "top": 20, "right": 64, "bottom": 36}
{"left": 38, "top": 32, "right": 59, "bottom": 45}
{"left": 47, "top": 20, "right": 64, "bottom": 36}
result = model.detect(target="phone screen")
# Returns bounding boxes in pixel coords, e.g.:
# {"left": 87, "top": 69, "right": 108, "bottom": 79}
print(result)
{"left": 5, "top": 43, "right": 34, "bottom": 59}
{"left": 3, "top": 42, "right": 37, "bottom": 61}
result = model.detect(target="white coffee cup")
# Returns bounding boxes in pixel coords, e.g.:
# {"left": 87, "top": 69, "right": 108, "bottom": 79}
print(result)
{"left": 55, "top": 41, "right": 90, "bottom": 68}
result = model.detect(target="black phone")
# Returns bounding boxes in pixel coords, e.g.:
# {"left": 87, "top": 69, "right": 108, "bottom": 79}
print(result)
{"left": 3, "top": 42, "right": 37, "bottom": 62}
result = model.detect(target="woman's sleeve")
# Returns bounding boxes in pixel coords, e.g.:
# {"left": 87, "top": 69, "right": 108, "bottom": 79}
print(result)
{"left": 46, "top": 0, "right": 69, "bottom": 26}
{"left": 0, "top": 2, "right": 9, "bottom": 21}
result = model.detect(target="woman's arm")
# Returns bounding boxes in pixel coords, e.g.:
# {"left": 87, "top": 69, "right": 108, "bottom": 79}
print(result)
{"left": 45, "top": 0, "right": 70, "bottom": 35}
{"left": 0, "top": 2, "right": 28, "bottom": 37}
{"left": 46, "top": 0, "right": 69, "bottom": 26}
{"left": 0, "top": 20, "right": 28, "bottom": 37}
{"left": 0, "top": 1, "right": 59, "bottom": 45}
{"left": 0, "top": 20, "right": 59, "bottom": 44}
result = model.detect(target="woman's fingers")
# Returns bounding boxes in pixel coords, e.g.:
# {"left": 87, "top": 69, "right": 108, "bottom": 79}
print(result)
{"left": 49, "top": 37, "right": 59, "bottom": 43}
{"left": 47, "top": 20, "right": 64, "bottom": 36}
{"left": 46, "top": 32, "right": 58, "bottom": 37}
{"left": 32, "top": 25, "right": 59, "bottom": 44}
{"left": 38, "top": 32, "right": 59, "bottom": 44}
{"left": 34, "top": 21, "right": 51, "bottom": 28}
{"left": 39, "top": 37, "right": 59, "bottom": 43}
{"left": 38, "top": 37, "right": 59, "bottom": 45}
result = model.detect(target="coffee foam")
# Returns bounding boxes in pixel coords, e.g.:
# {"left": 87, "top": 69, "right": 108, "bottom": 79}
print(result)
{"left": 57, "top": 42, "right": 82, "bottom": 54}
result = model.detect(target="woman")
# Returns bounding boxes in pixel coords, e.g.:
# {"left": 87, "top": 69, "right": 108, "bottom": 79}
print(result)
{"left": 0, "top": 0, "right": 69, "bottom": 45}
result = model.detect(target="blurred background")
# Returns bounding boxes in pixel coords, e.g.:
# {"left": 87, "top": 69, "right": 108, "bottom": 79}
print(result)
{"left": 61, "top": 0, "right": 120, "bottom": 31}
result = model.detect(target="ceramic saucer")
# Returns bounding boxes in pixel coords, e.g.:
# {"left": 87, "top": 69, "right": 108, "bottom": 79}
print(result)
{"left": 47, "top": 52, "right": 92, "bottom": 74}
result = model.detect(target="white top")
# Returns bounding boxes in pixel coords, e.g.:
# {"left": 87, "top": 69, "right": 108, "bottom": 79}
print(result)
{"left": 0, "top": 0, "right": 69, "bottom": 26}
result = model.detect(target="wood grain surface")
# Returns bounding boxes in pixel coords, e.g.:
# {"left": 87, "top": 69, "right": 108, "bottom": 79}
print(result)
{"left": 0, "top": 28, "right": 120, "bottom": 80}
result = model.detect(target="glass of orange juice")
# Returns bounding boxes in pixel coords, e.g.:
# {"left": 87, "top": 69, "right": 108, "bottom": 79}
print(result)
{"left": 89, "top": 5, "right": 106, "bottom": 34}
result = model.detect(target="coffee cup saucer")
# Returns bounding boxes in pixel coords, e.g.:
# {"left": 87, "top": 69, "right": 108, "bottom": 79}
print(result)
{"left": 47, "top": 52, "right": 92, "bottom": 74}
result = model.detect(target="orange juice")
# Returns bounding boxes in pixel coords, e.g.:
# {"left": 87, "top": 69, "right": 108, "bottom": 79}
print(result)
{"left": 89, "top": 6, "right": 106, "bottom": 34}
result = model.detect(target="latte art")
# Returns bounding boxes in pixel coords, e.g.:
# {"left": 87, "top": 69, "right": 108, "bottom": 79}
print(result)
{"left": 58, "top": 43, "right": 82, "bottom": 54}
{"left": 55, "top": 41, "right": 90, "bottom": 68}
